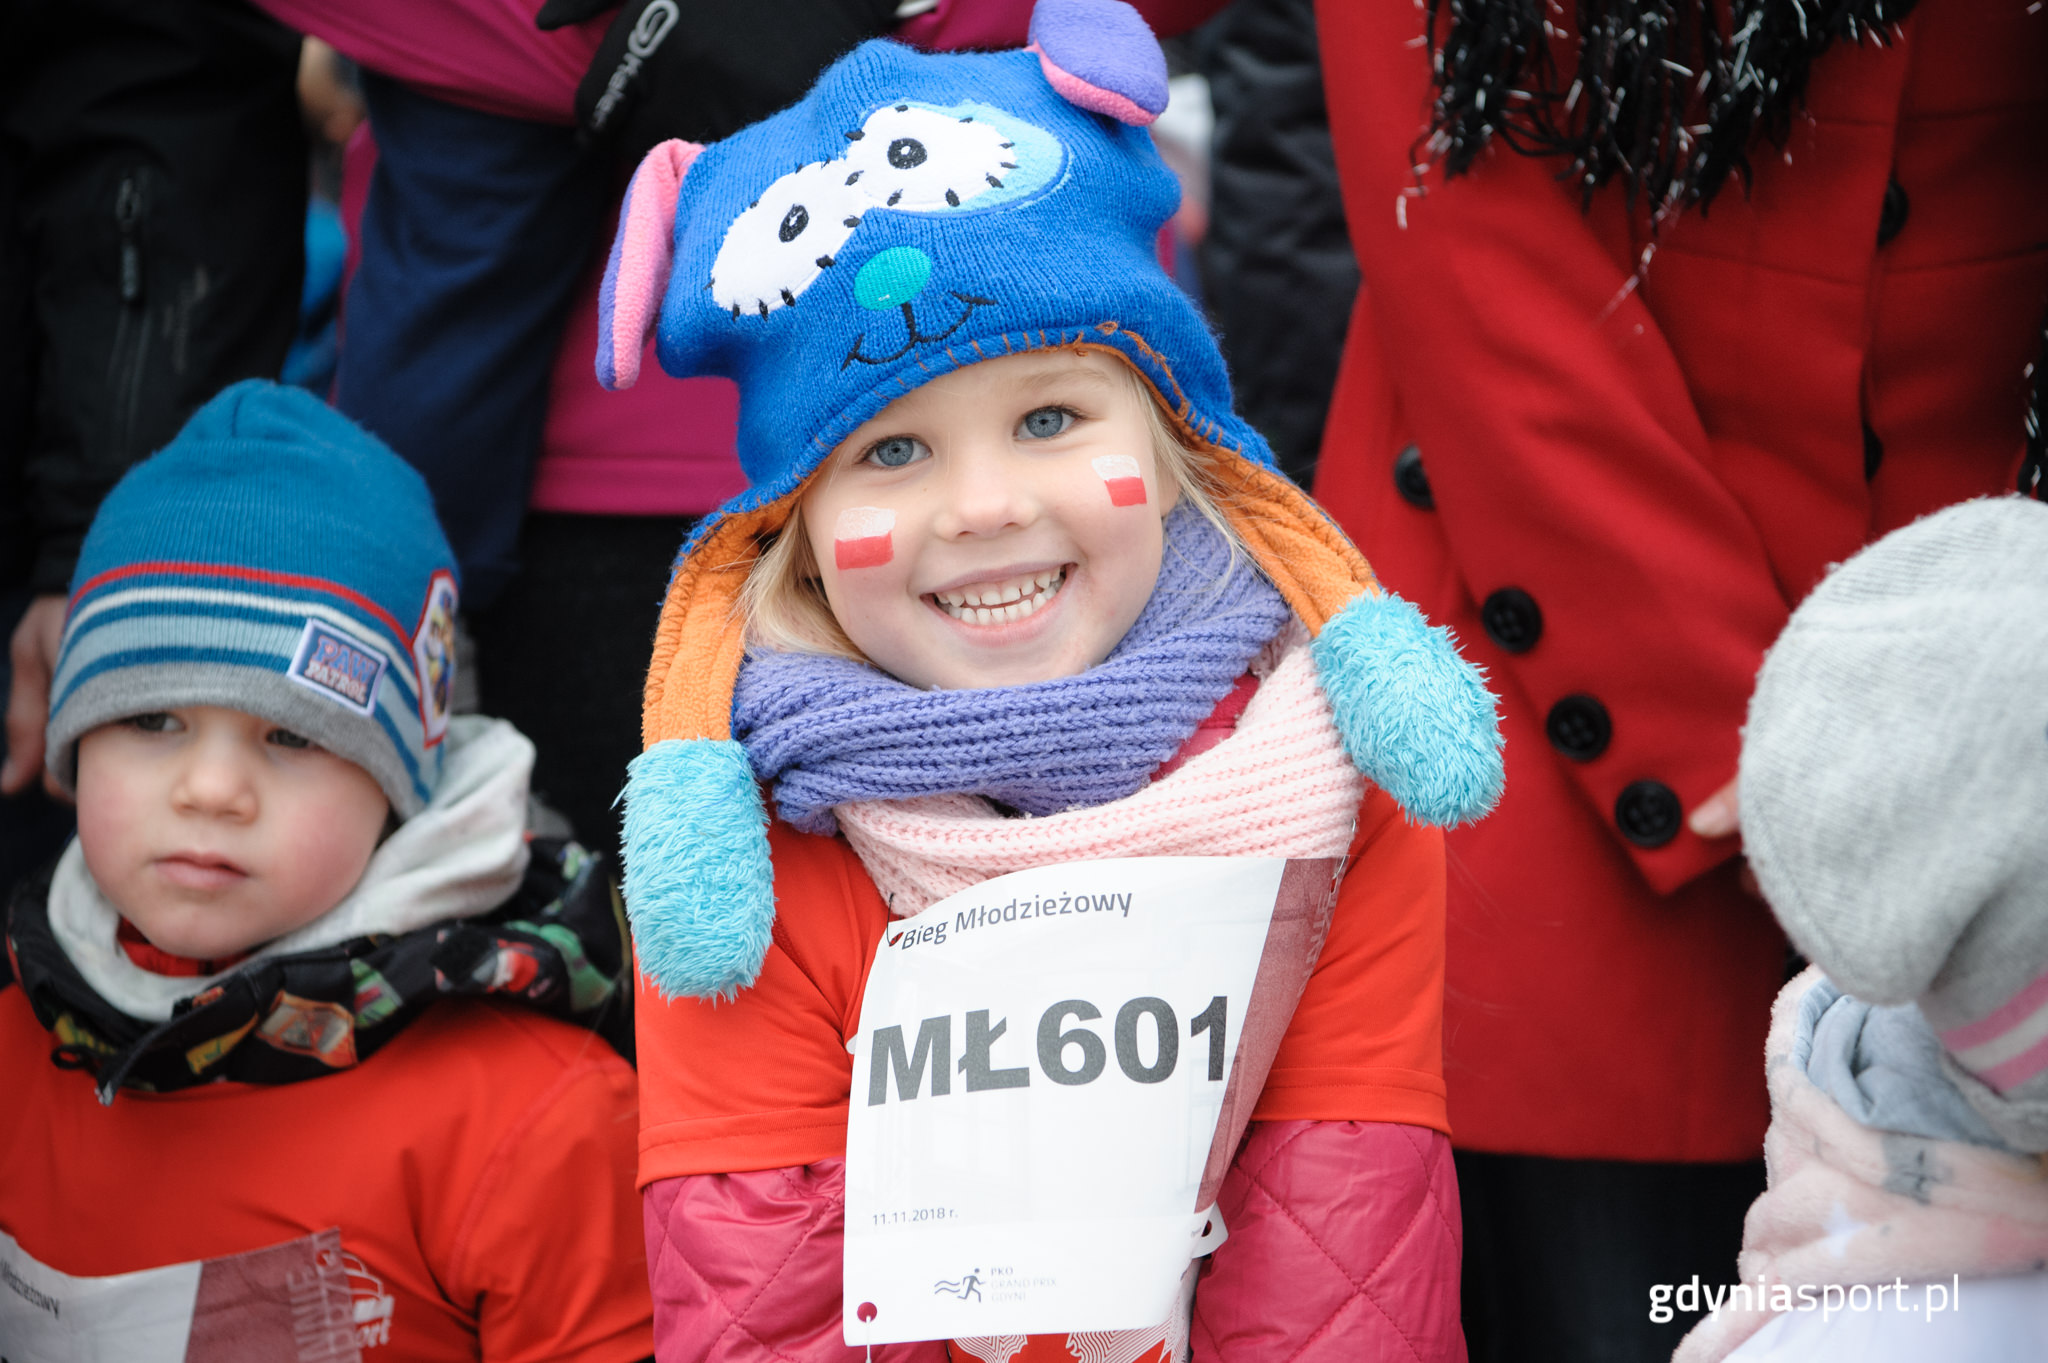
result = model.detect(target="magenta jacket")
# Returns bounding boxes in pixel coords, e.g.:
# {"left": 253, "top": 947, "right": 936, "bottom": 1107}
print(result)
{"left": 644, "top": 1121, "right": 1465, "bottom": 1362}
{"left": 259, "top": 0, "right": 1238, "bottom": 518}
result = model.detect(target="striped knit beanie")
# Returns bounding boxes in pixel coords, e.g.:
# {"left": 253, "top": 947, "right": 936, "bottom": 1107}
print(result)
{"left": 46, "top": 381, "right": 460, "bottom": 818}
{"left": 598, "top": 0, "right": 1505, "bottom": 999}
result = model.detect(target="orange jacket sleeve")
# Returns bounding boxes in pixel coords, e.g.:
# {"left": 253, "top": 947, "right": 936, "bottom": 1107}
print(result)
{"left": 635, "top": 824, "right": 888, "bottom": 1181}
{"left": 1253, "top": 785, "right": 1448, "bottom": 1135}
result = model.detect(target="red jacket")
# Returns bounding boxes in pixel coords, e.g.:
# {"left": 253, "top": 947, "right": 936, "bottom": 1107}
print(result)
{"left": 1312, "top": 0, "right": 2048, "bottom": 1160}
{"left": 0, "top": 988, "right": 653, "bottom": 1362}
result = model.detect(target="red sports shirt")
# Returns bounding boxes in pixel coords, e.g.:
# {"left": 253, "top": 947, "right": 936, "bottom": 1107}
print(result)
{"left": 636, "top": 783, "right": 1448, "bottom": 1183}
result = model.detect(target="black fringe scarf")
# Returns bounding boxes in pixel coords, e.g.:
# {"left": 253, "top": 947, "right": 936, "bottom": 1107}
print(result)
{"left": 1421, "top": 0, "right": 1917, "bottom": 216}
{"left": 1422, "top": 0, "right": 2048, "bottom": 500}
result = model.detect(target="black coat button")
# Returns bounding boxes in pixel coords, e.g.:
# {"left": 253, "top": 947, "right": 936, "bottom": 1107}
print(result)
{"left": 1393, "top": 444, "right": 1434, "bottom": 510}
{"left": 1546, "top": 694, "right": 1612, "bottom": 761}
{"left": 1615, "top": 780, "right": 1683, "bottom": 848}
{"left": 1877, "top": 180, "right": 1909, "bottom": 247}
{"left": 1863, "top": 422, "right": 1884, "bottom": 480}
{"left": 1481, "top": 588, "right": 1542, "bottom": 653}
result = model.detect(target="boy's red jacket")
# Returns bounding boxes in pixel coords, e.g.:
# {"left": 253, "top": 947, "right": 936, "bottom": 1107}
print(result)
{"left": 0, "top": 988, "right": 654, "bottom": 1362}
{"left": 1312, "top": 0, "right": 2048, "bottom": 1161}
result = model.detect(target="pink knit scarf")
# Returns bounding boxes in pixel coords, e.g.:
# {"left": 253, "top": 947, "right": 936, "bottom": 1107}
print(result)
{"left": 836, "top": 629, "right": 1362, "bottom": 918}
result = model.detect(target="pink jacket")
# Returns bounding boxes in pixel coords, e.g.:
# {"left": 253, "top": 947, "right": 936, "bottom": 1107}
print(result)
{"left": 254, "top": 0, "right": 598, "bottom": 124}
{"left": 643, "top": 1120, "right": 1466, "bottom": 1362}
{"left": 257, "top": 0, "right": 1234, "bottom": 124}
{"left": 266, "top": 0, "right": 1237, "bottom": 518}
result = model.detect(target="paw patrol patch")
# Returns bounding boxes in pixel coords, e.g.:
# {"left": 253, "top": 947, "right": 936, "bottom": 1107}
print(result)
{"left": 286, "top": 619, "right": 388, "bottom": 716}
{"left": 412, "top": 570, "right": 459, "bottom": 745}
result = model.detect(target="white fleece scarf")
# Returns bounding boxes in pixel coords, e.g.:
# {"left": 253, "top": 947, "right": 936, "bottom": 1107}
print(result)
{"left": 1675, "top": 969, "right": 2048, "bottom": 1362}
{"left": 49, "top": 715, "right": 534, "bottom": 1022}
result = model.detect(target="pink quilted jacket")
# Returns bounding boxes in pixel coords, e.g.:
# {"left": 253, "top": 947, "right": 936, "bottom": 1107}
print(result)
{"left": 643, "top": 1120, "right": 1465, "bottom": 1362}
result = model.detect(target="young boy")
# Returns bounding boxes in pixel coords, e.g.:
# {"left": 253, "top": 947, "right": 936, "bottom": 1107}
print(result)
{"left": 0, "top": 381, "right": 654, "bottom": 1362}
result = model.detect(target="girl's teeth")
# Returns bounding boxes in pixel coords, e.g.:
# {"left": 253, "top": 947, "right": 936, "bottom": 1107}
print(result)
{"left": 934, "top": 568, "right": 1066, "bottom": 623}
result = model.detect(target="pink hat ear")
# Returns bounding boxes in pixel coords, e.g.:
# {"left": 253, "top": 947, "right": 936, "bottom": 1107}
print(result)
{"left": 597, "top": 139, "right": 704, "bottom": 390}
{"left": 1027, "top": 0, "right": 1168, "bottom": 127}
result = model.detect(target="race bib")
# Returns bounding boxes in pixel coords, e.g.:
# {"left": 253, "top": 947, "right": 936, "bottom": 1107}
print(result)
{"left": 0, "top": 1227, "right": 362, "bottom": 1363}
{"left": 842, "top": 856, "right": 1338, "bottom": 1346}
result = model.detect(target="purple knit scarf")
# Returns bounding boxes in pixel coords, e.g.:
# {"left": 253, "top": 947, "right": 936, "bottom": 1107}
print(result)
{"left": 732, "top": 503, "right": 1293, "bottom": 834}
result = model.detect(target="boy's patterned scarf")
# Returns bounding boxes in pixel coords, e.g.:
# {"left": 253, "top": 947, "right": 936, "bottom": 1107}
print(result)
{"left": 731, "top": 503, "right": 1293, "bottom": 834}
{"left": 4, "top": 840, "right": 634, "bottom": 1102}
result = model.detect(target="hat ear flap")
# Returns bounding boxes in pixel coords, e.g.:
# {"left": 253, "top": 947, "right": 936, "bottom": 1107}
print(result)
{"left": 597, "top": 138, "right": 704, "bottom": 390}
{"left": 1027, "top": 0, "right": 1168, "bottom": 127}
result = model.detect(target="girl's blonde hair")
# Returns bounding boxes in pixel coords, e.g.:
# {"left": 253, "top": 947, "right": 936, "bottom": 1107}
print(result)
{"left": 741, "top": 349, "right": 1248, "bottom": 662}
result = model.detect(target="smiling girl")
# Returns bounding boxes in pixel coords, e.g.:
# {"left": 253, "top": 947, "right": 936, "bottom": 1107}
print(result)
{"left": 750, "top": 348, "right": 1206, "bottom": 687}
{"left": 603, "top": 3, "right": 1502, "bottom": 1360}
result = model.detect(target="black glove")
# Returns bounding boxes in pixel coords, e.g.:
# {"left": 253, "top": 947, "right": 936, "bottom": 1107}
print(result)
{"left": 538, "top": 0, "right": 902, "bottom": 165}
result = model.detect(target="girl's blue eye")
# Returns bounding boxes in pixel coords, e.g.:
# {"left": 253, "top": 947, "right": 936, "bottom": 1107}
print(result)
{"left": 863, "top": 436, "right": 927, "bottom": 469}
{"left": 1019, "top": 407, "right": 1074, "bottom": 439}
{"left": 268, "top": 728, "right": 313, "bottom": 750}
{"left": 127, "top": 712, "right": 174, "bottom": 733}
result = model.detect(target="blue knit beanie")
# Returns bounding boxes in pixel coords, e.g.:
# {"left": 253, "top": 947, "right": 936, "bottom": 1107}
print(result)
{"left": 595, "top": 0, "right": 1250, "bottom": 516}
{"left": 46, "top": 381, "right": 461, "bottom": 817}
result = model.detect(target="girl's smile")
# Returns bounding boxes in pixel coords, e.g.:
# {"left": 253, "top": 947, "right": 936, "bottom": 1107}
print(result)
{"left": 928, "top": 565, "right": 1066, "bottom": 626}
{"left": 802, "top": 349, "right": 1178, "bottom": 690}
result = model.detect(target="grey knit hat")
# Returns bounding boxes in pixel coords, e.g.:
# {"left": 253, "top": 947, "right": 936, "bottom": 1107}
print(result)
{"left": 1739, "top": 496, "right": 2048, "bottom": 1150}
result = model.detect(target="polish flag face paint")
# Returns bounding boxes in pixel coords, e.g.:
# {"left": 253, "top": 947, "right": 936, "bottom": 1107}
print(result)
{"left": 833, "top": 505, "right": 897, "bottom": 570}
{"left": 1092, "top": 454, "right": 1148, "bottom": 507}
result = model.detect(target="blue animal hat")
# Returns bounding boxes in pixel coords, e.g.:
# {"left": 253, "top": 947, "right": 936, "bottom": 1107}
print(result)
{"left": 602, "top": 0, "right": 1503, "bottom": 999}
{"left": 46, "top": 381, "right": 461, "bottom": 818}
